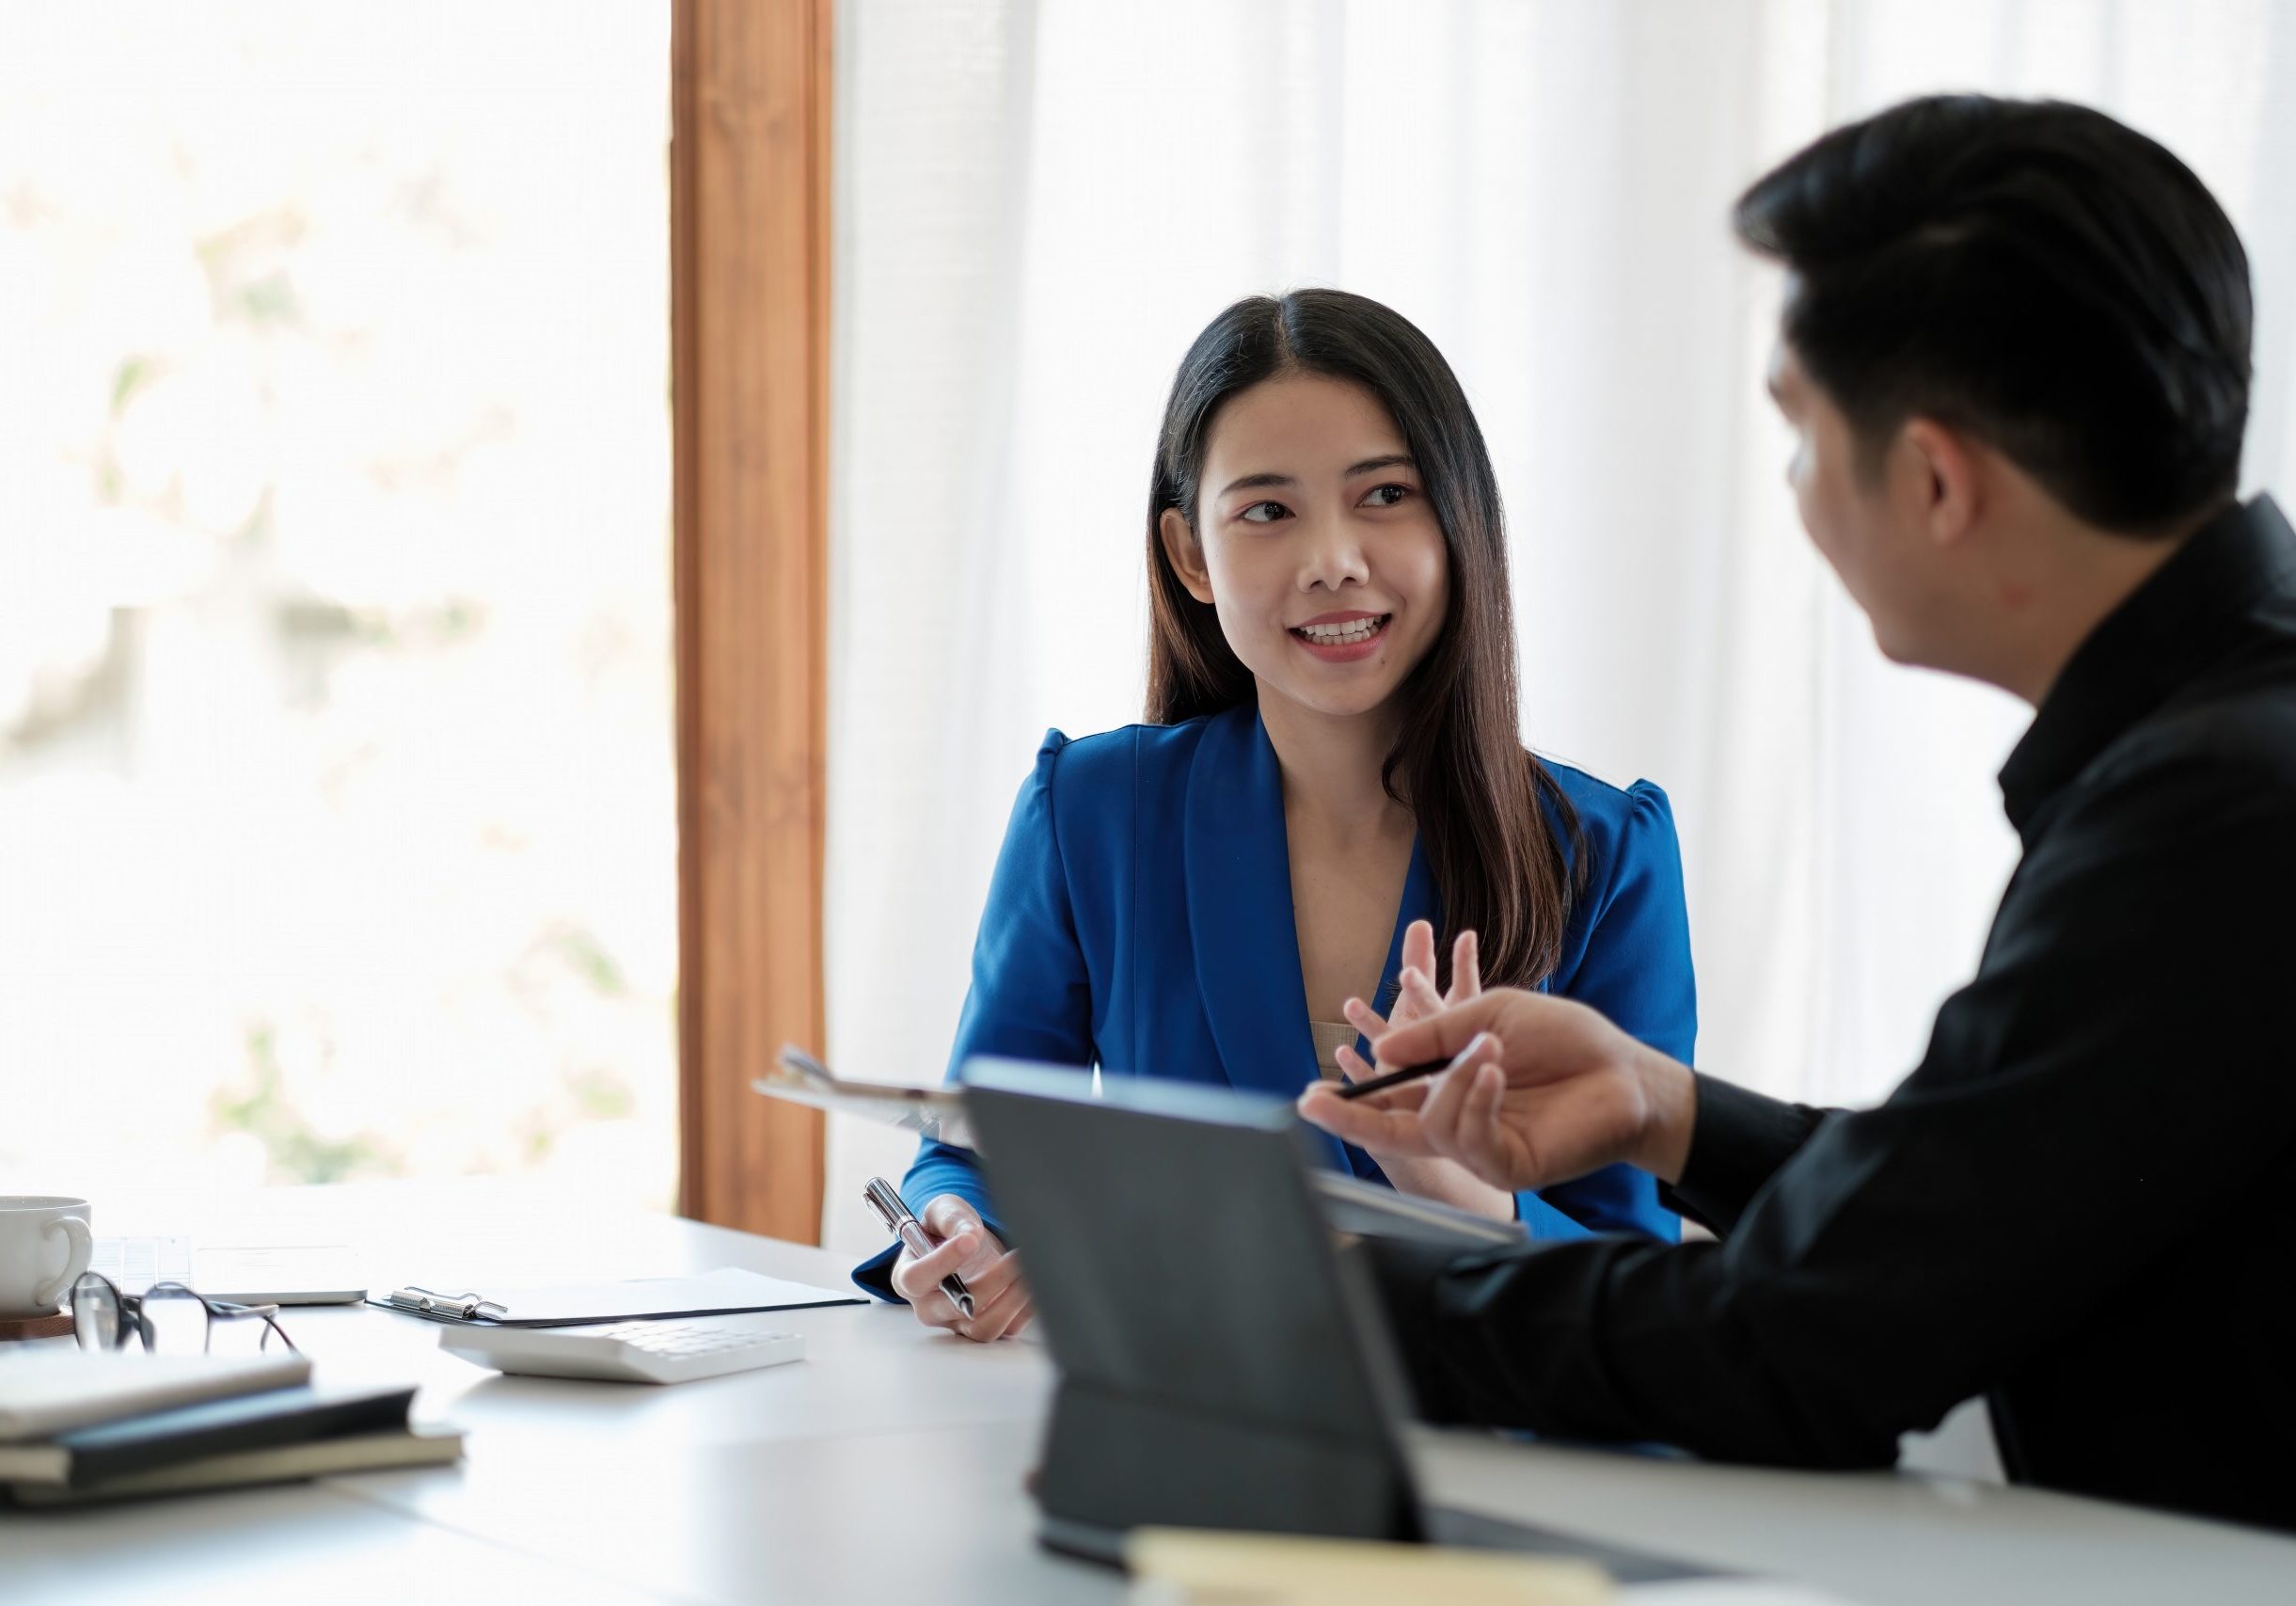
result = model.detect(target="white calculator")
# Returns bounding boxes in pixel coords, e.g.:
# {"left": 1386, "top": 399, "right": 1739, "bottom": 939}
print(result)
{"left": 437, "top": 1320, "right": 805, "bottom": 1385}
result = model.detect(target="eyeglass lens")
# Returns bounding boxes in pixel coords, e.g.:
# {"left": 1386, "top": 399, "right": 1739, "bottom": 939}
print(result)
{"left": 141, "top": 1283, "right": 210, "bottom": 1353}
{"left": 71, "top": 1272, "right": 121, "bottom": 1350}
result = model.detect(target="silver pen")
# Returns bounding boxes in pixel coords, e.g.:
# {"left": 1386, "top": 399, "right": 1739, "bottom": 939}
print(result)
{"left": 863, "top": 1176, "right": 975, "bottom": 1318}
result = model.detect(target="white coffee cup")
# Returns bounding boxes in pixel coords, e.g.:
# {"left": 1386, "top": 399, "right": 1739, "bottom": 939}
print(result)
{"left": 0, "top": 1196, "right": 94, "bottom": 1319}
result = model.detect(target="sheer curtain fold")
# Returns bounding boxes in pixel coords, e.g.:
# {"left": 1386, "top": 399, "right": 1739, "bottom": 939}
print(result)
{"left": 824, "top": 0, "right": 2296, "bottom": 1253}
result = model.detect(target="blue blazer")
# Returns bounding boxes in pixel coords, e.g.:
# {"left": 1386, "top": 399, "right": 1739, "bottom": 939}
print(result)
{"left": 854, "top": 701, "right": 1697, "bottom": 1298}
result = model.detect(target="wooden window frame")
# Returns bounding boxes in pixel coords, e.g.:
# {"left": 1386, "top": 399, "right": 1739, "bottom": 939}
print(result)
{"left": 671, "top": 0, "right": 833, "bottom": 1242}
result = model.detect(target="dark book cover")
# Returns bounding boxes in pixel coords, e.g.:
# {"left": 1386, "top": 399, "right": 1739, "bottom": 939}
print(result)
{"left": 50, "top": 1382, "right": 415, "bottom": 1487}
{"left": 7, "top": 1425, "right": 464, "bottom": 1507}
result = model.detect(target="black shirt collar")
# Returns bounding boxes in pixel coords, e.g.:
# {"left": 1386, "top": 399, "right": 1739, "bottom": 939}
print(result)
{"left": 1997, "top": 494, "right": 2296, "bottom": 836}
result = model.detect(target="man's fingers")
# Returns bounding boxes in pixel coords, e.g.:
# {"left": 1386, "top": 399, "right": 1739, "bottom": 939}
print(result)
{"left": 1459, "top": 1061, "right": 1513, "bottom": 1179}
{"left": 1419, "top": 1032, "right": 1505, "bottom": 1163}
{"left": 1295, "top": 1085, "right": 1439, "bottom": 1156}
{"left": 1414, "top": 1031, "right": 1487, "bottom": 1153}
{"left": 1443, "top": 1062, "right": 1521, "bottom": 1186}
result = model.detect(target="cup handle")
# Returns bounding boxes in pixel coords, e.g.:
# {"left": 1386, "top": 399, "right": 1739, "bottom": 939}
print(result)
{"left": 35, "top": 1216, "right": 94, "bottom": 1312}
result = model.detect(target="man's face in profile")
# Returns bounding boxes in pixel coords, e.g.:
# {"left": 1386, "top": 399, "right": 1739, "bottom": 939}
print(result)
{"left": 1766, "top": 335, "right": 1936, "bottom": 666}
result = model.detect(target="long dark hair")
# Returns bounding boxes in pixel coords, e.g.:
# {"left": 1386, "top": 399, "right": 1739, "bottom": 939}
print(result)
{"left": 1146, "top": 289, "right": 1583, "bottom": 991}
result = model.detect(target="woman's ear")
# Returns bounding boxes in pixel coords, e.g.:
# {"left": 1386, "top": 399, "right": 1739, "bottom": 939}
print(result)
{"left": 1159, "top": 507, "right": 1216, "bottom": 604}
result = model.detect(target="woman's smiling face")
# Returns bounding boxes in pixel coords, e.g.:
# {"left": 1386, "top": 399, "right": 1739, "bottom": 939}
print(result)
{"left": 1159, "top": 371, "right": 1449, "bottom": 723}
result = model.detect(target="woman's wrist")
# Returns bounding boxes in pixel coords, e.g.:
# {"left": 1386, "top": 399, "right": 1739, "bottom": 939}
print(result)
{"left": 1379, "top": 1153, "right": 1515, "bottom": 1219}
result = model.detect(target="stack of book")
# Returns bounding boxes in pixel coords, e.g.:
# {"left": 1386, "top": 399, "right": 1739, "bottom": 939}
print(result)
{"left": 0, "top": 1349, "right": 461, "bottom": 1507}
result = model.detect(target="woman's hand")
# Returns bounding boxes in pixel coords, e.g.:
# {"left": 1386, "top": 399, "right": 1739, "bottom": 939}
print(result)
{"left": 888, "top": 1193, "right": 1035, "bottom": 1343}
{"left": 1299, "top": 988, "right": 1699, "bottom": 1194}
{"left": 1328, "top": 922, "right": 1514, "bottom": 1220}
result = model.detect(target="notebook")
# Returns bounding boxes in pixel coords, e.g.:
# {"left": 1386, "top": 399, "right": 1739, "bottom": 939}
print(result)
{"left": 6, "top": 1424, "right": 464, "bottom": 1506}
{"left": 0, "top": 1351, "right": 311, "bottom": 1441}
{"left": 0, "top": 1381, "right": 414, "bottom": 1487}
{"left": 367, "top": 1265, "right": 864, "bottom": 1328}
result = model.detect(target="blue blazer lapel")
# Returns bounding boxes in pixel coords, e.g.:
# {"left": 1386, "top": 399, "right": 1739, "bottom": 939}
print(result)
{"left": 1184, "top": 702, "right": 1442, "bottom": 1178}
{"left": 1183, "top": 704, "right": 1327, "bottom": 1108}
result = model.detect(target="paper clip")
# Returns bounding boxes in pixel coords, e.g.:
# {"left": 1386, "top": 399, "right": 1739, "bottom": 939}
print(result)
{"left": 387, "top": 1285, "right": 510, "bottom": 1322}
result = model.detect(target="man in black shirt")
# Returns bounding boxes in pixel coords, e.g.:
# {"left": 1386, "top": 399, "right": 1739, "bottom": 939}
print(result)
{"left": 1299, "top": 95, "right": 2296, "bottom": 1533}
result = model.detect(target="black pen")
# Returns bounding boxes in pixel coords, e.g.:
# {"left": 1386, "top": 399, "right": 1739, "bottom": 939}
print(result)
{"left": 1332, "top": 1056, "right": 1463, "bottom": 1102}
{"left": 863, "top": 1176, "right": 975, "bottom": 1318}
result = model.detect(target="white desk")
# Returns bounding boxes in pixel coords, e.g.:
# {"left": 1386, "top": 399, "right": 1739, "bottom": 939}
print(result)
{"left": 8, "top": 1180, "right": 2294, "bottom": 1606}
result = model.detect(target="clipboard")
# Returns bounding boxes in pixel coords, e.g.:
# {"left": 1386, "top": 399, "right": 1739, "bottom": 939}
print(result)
{"left": 367, "top": 1265, "right": 864, "bottom": 1328}
{"left": 753, "top": 1044, "right": 977, "bottom": 1151}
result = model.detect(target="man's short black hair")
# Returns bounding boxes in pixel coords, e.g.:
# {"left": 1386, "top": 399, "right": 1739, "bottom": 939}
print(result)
{"left": 1734, "top": 95, "right": 2252, "bottom": 534}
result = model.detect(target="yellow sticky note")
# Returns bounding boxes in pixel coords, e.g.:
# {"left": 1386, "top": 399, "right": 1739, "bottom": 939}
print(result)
{"left": 1124, "top": 1528, "right": 1615, "bottom": 1606}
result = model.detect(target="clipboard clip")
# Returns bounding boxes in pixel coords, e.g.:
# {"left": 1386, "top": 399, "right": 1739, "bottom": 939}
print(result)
{"left": 387, "top": 1285, "right": 510, "bottom": 1322}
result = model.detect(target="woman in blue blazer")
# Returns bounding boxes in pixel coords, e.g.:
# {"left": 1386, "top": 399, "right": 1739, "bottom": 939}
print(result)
{"left": 861, "top": 290, "right": 1696, "bottom": 1338}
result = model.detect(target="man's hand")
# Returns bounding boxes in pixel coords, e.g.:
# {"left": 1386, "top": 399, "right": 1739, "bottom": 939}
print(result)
{"left": 1297, "top": 988, "right": 1699, "bottom": 1192}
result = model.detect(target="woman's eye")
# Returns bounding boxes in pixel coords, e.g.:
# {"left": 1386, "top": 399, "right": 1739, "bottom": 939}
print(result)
{"left": 1361, "top": 484, "right": 1413, "bottom": 508}
{"left": 1239, "top": 501, "right": 1289, "bottom": 525}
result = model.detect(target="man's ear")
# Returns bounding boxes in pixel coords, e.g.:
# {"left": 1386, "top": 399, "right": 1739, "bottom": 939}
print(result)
{"left": 1159, "top": 507, "right": 1215, "bottom": 604}
{"left": 1899, "top": 418, "right": 1981, "bottom": 549}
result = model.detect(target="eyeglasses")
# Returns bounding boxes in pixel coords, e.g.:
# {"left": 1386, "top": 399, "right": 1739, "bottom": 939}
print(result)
{"left": 70, "top": 1271, "right": 299, "bottom": 1357}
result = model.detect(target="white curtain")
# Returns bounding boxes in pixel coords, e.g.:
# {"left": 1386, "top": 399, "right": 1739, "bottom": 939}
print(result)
{"left": 822, "top": 0, "right": 2296, "bottom": 1254}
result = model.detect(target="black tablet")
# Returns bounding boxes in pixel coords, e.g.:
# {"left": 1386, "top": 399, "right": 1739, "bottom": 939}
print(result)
{"left": 959, "top": 1057, "right": 1707, "bottom": 1584}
